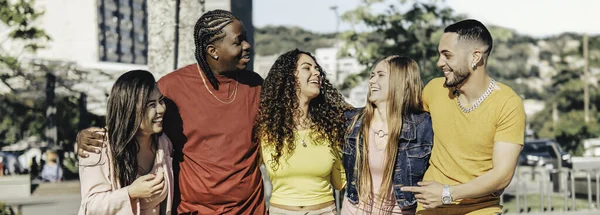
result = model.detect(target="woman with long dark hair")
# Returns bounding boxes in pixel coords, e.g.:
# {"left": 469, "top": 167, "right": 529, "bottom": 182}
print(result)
{"left": 77, "top": 10, "right": 266, "bottom": 214}
{"left": 78, "top": 70, "right": 173, "bottom": 215}
{"left": 254, "top": 49, "right": 350, "bottom": 214}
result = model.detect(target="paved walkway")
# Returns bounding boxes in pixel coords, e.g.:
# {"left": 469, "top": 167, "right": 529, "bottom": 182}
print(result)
{"left": 0, "top": 181, "right": 80, "bottom": 215}
{"left": 1, "top": 177, "right": 597, "bottom": 215}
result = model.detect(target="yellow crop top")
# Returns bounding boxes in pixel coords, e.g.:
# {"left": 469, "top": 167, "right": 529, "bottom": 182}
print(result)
{"left": 260, "top": 129, "right": 346, "bottom": 206}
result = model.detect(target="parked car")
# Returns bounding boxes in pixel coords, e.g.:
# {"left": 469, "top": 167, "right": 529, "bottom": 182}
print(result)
{"left": 518, "top": 139, "right": 573, "bottom": 169}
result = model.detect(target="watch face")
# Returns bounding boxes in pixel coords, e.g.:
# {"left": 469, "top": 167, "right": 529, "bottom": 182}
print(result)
{"left": 442, "top": 196, "right": 452, "bottom": 204}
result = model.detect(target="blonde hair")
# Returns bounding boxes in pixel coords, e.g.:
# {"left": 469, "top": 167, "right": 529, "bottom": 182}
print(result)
{"left": 351, "top": 55, "right": 423, "bottom": 212}
{"left": 46, "top": 150, "right": 58, "bottom": 163}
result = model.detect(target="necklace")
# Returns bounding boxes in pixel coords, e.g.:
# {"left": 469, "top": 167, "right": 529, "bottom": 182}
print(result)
{"left": 374, "top": 130, "right": 388, "bottom": 138}
{"left": 300, "top": 130, "right": 309, "bottom": 147}
{"left": 196, "top": 64, "right": 239, "bottom": 104}
{"left": 372, "top": 129, "right": 388, "bottom": 151}
{"left": 457, "top": 79, "right": 496, "bottom": 113}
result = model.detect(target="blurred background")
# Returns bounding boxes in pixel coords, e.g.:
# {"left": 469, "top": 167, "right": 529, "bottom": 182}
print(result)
{"left": 0, "top": 0, "right": 599, "bottom": 214}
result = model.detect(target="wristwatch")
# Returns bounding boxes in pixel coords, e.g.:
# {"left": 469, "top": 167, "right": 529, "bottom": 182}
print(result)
{"left": 442, "top": 184, "right": 453, "bottom": 204}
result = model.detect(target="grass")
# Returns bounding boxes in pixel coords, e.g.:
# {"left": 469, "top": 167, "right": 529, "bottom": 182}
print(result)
{"left": 0, "top": 202, "right": 16, "bottom": 215}
{"left": 502, "top": 194, "right": 595, "bottom": 214}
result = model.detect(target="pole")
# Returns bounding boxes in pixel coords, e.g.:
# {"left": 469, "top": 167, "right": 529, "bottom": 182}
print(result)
{"left": 583, "top": 34, "right": 589, "bottom": 123}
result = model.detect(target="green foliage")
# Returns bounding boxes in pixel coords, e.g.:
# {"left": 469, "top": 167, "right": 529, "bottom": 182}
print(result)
{"left": 0, "top": 93, "right": 104, "bottom": 149}
{"left": 0, "top": 0, "right": 51, "bottom": 51}
{"left": 0, "top": 94, "right": 45, "bottom": 146}
{"left": 530, "top": 58, "right": 600, "bottom": 155}
{"left": 0, "top": 201, "right": 14, "bottom": 215}
{"left": 0, "top": 0, "right": 51, "bottom": 91}
{"left": 533, "top": 109, "right": 600, "bottom": 155}
{"left": 255, "top": 26, "right": 338, "bottom": 56}
{"left": 0, "top": 0, "right": 107, "bottom": 157}
{"left": 336, "top": 1, "right": 600, "bottom": 155}
{"left": 589, "top": 35, "right": 600, "bottom": 68}
{"left": 338, "top": 0, "right": 462, "bottom": 89}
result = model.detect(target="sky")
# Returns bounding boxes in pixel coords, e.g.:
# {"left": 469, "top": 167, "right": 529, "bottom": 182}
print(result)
{"left": 253, "top": 0, "right": 600, "bottom": 38}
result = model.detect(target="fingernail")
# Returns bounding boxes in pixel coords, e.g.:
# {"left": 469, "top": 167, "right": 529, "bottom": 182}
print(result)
{"left": 95, "top": 150, "right": 100, "bottom": 153}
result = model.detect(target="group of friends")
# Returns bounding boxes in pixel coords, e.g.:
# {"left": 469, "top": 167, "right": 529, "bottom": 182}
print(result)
{"left": 74, "top": 9, "right": 525, "bottom": 215}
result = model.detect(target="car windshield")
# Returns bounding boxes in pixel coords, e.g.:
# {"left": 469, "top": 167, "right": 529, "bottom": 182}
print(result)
{"left": 523, "top": 141, "right": 560, "bottom": 157}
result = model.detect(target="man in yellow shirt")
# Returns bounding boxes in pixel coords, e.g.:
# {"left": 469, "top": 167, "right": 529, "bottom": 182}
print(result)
{"left": 402, "top": 19, "right": 526, "bottom": 215}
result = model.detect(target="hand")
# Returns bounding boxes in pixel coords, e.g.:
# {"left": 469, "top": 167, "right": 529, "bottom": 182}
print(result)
{"left": 127, "top": 168, "right": 165, "bottom": 199}
{"left": 76, "top": 127, "right": 106, "bottom": 158}
{"left": 401, "top": 181, "right": 445, "bottom": 209}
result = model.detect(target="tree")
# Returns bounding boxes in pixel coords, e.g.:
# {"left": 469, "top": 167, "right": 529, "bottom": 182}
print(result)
{"left": 530, "top": 34, "right": 600, "bottom": 155}
{"left": 0, "top": 0, "right": 50, "bottom": 147}
{"left": 338, "top": 0, "right": 462, "bottom": 89}
{"left": 0, "top": 1, "right": 105, "bottom": 150}
{"left": 0, "top": 0, "right": 51, "bottom": 91}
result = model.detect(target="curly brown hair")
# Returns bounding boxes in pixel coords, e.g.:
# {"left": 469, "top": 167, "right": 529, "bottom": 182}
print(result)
{"left": 254, "top": 49, "right": 350, "bottom": 171}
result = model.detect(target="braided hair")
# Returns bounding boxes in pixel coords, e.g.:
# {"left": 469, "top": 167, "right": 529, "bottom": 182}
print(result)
{"left": 193, "top": 9, "right": 239, "bottom": 90}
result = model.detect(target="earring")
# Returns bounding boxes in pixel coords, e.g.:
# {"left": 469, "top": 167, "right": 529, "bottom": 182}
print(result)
{"left": 213, "top": 56, "right": 219, "bottom": 60}
{"left": 472, "top": 62, "right": 476, "bottom": 70}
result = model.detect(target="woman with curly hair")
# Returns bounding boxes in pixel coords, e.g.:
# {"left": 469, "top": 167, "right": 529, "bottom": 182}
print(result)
{"left": 254, "top": 49, "right": 349, "bottom": 215}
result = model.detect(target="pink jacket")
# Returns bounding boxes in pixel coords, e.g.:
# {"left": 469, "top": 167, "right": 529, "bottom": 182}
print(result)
{"left": 78, "top": 134, "right": 174, "bottom": 215}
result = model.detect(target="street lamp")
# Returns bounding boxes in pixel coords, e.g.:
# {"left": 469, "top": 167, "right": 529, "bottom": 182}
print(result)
{"left": 329, "top": 6, "right": 339, "bottom": 33}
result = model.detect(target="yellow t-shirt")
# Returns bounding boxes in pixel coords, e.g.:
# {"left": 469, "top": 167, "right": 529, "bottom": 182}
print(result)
{"left": 417, "top": 78, "right": 526, "bottom": 215}
{"left": 260, "top": 129, "right": 346, "bottom": 206}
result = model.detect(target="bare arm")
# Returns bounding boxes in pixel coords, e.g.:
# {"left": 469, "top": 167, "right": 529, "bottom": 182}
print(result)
{"left": 401, "top": 141, "right": 522, "bottom": 209}
{"left": 402, "top": 95, "right": 525, "bottom": 209}
{"left": 451, "top": 141, "right": 522, "bottom": 199}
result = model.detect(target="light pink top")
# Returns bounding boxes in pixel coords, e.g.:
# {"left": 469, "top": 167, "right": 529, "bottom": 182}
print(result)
{"left": 78, "top": 134, "right": 174, "bottom": 215}
{"left": 137, "top": 148, "right": 170, "bottom": 214}
{"left": 342, "top": 130, "right": 412, "bottom": 215}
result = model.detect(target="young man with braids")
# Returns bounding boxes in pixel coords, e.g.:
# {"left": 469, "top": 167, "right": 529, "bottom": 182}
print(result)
{"left": 76, "top": 10, "right": 266, "bottom": 215}
{"left": 401, "top": 19, "right": 526, "bottom": 215}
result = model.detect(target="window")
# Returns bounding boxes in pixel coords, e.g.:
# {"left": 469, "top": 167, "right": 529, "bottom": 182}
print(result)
{"left": 98, "top": 0, "right": 147, "bottom": 64}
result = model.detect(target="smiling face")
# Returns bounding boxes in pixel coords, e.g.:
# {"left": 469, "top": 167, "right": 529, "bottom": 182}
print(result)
{"left": 212, "top": 19, "right": 252, "bottom": 71}
{"left": 368, "top": 60, "right": 390, "bottom": 107}
{"left": 137, "top": 86, "right": 166, "bottom": 136}
{"left": 437, "top": 33, "right": 472, "bottom": 87}
{"left": 295, "top": 53, "right": 323, "bottom": 103}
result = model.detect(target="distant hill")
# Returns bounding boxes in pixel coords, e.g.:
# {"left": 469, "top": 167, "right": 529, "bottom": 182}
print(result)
{"left": 254, "top": 25, "right": 338, "bottom": 56}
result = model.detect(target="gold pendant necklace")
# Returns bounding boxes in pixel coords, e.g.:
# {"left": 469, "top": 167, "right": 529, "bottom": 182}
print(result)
{"left": 196, "top": 65, "right": 239, "bottom": 104}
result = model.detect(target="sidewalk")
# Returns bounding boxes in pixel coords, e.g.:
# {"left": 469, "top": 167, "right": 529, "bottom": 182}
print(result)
{"left": 0, "top": 180, "right": 80, "bottom": 215}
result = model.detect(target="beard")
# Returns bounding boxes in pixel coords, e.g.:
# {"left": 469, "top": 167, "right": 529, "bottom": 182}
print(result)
{"left": 444, "top": 65, "right": 471, "bottom": 88}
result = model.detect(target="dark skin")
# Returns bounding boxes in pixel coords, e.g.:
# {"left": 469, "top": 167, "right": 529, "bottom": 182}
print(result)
{"left": 76, "top": 20, "right": 252, "bottom": 157}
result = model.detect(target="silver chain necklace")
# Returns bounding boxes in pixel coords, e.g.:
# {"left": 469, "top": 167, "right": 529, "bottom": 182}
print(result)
{"left": 457, "top": 79, "right": 496, "bottom": 113}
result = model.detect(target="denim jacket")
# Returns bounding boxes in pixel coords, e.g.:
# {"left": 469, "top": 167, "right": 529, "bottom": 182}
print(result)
{"left": 343, "top": 108, "right": 434, "bottom": 209}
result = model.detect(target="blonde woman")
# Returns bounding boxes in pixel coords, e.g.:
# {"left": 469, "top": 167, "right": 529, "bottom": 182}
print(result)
{"left": 342, "top": 56, "right": 433, "bottom": 214}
